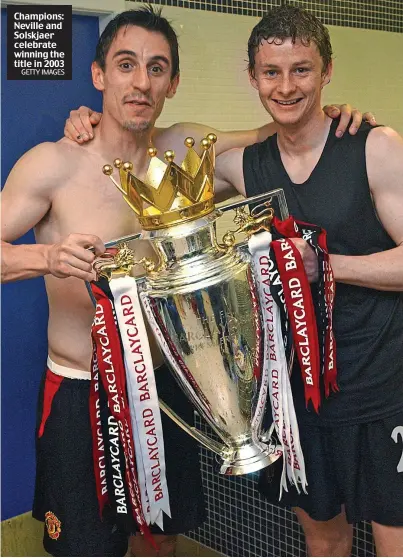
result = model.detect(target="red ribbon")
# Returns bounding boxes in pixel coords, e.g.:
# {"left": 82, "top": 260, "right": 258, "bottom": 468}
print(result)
{"left": 90, "top": 283, "right": 157, "bottom": 549}
{"left": 89, "top": 346, "right": 109, "bottom": 517}
{"left": 271, "top": 216, "right": 338, "bottom": 410}
{"left": 317, "top": 230, "right": 338, "bottom": 396}
{"left": 271, "top": 238, "right": 321, "bottom": 412}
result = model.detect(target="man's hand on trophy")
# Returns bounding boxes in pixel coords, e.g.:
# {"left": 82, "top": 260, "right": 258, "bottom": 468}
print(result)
{"left": 64, "top": 106, "right": 102, "bottom": 143}
{"left": 46, "top": 233, "right": 105, "bottom": 282}
{"left": 290, "top": 238, "right": 319, "bottom": 283}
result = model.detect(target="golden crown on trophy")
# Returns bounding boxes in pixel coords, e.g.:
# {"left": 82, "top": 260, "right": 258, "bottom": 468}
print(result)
{"left": 102, "top": 133, "right": 217, "bottom": 230}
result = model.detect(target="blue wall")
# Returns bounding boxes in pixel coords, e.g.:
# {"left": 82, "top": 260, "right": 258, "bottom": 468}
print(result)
{"left": 1, "top": 9, "right": 102, "bottom": 520}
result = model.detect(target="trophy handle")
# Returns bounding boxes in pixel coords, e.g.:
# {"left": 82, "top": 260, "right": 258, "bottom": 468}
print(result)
{"left": 214, "top": 189, "right": 289, "bottom": 251}
{"left": 104, "top": 232, "right": 142, "bottom": 248}
{"left": 158, "top": 398, "right": 227, "bottom": 456}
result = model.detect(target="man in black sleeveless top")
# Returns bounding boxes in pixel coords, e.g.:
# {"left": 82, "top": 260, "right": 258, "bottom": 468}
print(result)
{"left": 215, "top": 5, "right": 403, "bottom": 556}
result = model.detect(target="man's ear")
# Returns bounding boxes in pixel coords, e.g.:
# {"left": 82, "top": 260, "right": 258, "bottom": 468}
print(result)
{"left": 92, "top": 61, "right": 105, "bottom": 92}
{"left": 166, "top": 73, "right": 180, "bottom": 99}
{"left": 249, "top": 70, "right": 258, "bottom": 91}
{"left": 321, "top": 59, "right": 333, "bottom": 89}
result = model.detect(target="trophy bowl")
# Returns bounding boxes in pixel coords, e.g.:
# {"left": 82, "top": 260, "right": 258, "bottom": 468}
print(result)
{"left": 91, "top": 136, "right": 288, "bottom": 476}
{"left": 140, "top": 207, "right": 276, "bottom": 475}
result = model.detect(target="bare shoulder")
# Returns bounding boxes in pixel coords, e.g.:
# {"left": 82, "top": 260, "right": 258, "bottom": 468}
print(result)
{"left": 367, "top": 126, "right": 403, "bottom": 155}
{"left": 364, "top": 127, "right": 403, "bottom": 244}
{"left": 11, "top": 139, "right": 74, "bottom": 178}
{"left": 366, "top": 127, "right": 403, "bottom": 193}
{"left": 4, "top": 139, "right": 80, "bottom": 201}
{"left": 15, "top": 140, "right": 62, "bottom": 166}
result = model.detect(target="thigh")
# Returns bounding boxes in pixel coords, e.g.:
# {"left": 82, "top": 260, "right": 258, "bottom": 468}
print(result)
{"left": 33, "top": 371, "right": 128, "bottom": 557}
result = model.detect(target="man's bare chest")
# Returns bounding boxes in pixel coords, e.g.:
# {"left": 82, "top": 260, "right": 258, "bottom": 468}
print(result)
{"left": 41, "top": 167, "right": 142, "bottom": 244}
{"left": 279, "top": 137, "right": 329, "bottom": 185}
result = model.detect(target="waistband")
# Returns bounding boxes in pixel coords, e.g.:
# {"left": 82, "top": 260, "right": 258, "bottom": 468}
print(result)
{"left": 47, "top": 356, "right": 91, "bottom": 380}
{"left": 47, "top": 356, "right": 165, "bottom": 381}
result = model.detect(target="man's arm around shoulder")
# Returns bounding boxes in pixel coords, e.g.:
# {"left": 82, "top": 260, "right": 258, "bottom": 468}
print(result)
{"left": 159, "top": 123, "right": 247, "bottom": 202}
{"left": 215, "top": 148, "right": 246, "bottom": 202}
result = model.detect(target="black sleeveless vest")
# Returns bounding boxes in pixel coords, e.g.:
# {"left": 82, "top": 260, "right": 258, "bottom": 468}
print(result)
{"left": 244, "top": 118, "right": 403, "bottom": 425}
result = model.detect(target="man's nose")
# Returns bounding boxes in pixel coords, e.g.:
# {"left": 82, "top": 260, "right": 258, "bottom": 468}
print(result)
{"left": 277, "top": 74, "right": 296, "bottom": 96}
{"left": 133, "top": 66, "right": 151, "bottom": 92}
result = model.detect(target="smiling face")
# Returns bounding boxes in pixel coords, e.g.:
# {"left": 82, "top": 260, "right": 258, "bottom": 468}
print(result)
{"left": 92, "top": 25, "right": 179, "bottom": 132}
{"left": 250, "top": 37, "right": 332, "bottom": 128}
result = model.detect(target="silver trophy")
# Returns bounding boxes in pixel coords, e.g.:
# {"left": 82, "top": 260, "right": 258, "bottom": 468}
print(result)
{"left": 95, "top": 136, "right": 289, "bottom": 475}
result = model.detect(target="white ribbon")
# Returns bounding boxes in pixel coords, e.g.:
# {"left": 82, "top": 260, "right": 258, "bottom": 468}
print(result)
{"left": 131, "top": 413, "right": 151, "bottom": 525}
{"left": 110, "top": 276, "right": 171, "bottom": 529}
{"left": 248, "top": 231, "right": 307, "bottom": 498}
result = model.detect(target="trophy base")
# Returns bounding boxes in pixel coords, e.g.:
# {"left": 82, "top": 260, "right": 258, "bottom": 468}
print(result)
{"left": 220, "top": 443, "right": 282, "bottom": 476}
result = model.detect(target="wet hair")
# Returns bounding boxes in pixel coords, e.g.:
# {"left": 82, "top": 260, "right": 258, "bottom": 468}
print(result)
{"left": 94, "top": 5, "right": 180, "bottom": 78}
{"left": 248, "top": 4, "right": 333, "bottom": 76}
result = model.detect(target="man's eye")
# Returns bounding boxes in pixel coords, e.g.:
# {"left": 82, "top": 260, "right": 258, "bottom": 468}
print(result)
{"left": 295, "top": 67, "right": 309, "bottom": 74}
{"left": 119, "top": 62, "right": 133, "bottom": 71}
{"left": 265, "top": 70, "right": 277, "bottom": 77}
{"left": 149, "top": 65, "right": 163, "bottom": 74}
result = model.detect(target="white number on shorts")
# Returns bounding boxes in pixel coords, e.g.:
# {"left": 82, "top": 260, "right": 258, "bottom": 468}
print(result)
{"left": 391, "top": 425, "right": 403, "bottom": 473}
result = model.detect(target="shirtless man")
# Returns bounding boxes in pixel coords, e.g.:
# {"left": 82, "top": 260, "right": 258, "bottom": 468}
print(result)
{"left": 1, "top": 6, "right": 374, "bottom": 557}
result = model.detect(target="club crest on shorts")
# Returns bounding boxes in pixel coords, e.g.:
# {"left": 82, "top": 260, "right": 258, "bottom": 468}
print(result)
{"left": 45, "top": 511, "right": 61, "bottom": 540}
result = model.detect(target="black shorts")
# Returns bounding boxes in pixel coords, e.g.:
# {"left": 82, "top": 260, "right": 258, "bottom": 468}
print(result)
{"left": 33, "top": 364, "right": 206, "bottom": 557}
{"left": 258, "top": 410, "right": 403, "bottom": 526}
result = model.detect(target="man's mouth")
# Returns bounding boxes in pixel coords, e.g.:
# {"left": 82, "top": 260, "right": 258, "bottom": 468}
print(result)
{"left": 272, "top": 98, "right": 303, "bottom": 106}
{"left": 125, "top": 99, "right": 152, "bottom": 107}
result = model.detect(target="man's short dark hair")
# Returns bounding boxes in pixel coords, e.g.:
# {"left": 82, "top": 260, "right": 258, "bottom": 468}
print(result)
{"left": 248, "top": 4, "right": 333, "bottom": 76}
{"left": 94, "top": 6, "right": 180, "bottom": 79}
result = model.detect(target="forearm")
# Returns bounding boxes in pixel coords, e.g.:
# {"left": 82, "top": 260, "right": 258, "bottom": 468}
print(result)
{"left": 1, "top": 241, "right": 50, "bottom": 283}
{"left": 330, "top": 245, "right": 403, "bottom": 291}
{"left": 214, "top": 177, "right": 239, "bottom": 204}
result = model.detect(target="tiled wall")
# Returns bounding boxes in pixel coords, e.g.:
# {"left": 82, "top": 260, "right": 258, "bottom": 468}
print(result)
{"left": 194, "top": 420, "right": 310, "bottom": 557}
{"left": 134, "top": 0, "right": 403, "bottom": 33}
{"left": 128, "top": 1, "right": 403, "bottom": 135}
{"left": 189, "top": 426, "right": 376, "bottom": 557}
{"left": 128, "top": 1, "right": 401, "bottom": 556}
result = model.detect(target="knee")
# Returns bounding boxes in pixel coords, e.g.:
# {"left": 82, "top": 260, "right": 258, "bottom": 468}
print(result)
{"left": 130, "top": 534, "right": 177, "bottom": 557}
{"left": 157, "top": 535, "right": 177, "bottom": 556}
{"left": 305, "top": 532, "right": 352, "bottom": 557}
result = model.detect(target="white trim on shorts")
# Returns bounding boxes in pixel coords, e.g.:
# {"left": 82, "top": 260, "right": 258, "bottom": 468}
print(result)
{"left": 47, "top": 356, "right": 91, "bottom": 381}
